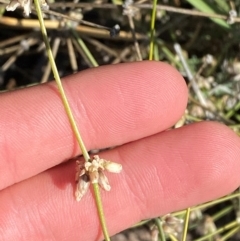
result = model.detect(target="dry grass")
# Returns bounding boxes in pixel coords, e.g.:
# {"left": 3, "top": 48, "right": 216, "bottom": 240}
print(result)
{"left": 1, "top": 0, "right": 240, "bottom": 240}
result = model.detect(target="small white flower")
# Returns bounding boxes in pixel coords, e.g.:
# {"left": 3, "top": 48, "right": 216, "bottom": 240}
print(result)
{"left": 6, "top": 0, "right": 32, "bottom": 16}
{"left": 75, "top": 174, "right": 90, "bottom": 202}
{"left": 103, "top": 160, "right": 122, "bottom": 173}
{"left": 122, "top": 0, "right": 139, "bottom": 17}
{"left": 162, "top": 214, "right": 184, "bottom": 238}
{"left": 227, "top": 10, "right": 237, "bottom": 24}
{"left": 6, "top": 0, "right": 20, "bottom": 12}
{"left": 98, "top": 171, "right": 111, "bottom": 191}
{"left": 6, "top": 0, "right": 49, "bottom": 17}
{"left": 163, "top": 213, "right": 184, "bottom": 225}
{"left": 75, "top": 155, "right": 122, "bottom": 201}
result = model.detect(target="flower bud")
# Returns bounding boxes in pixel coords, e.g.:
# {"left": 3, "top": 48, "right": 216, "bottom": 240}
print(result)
{"left": 104, "top": 161, "right": 122, "bottom": 173}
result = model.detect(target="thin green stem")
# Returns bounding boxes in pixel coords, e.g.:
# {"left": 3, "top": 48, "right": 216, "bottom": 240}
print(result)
{"left": 174, "top": 193, "right": 240, "bottom": 216}
{"left": 33, "top": 1, "right": 110, "bottom": 240}
{"left": 181, "top": 208, "right": 191, "bottom": 241}
{"left": 169, "top": 234, "right": 178, "bottom": 241}
{"left": 221, "top": 225, "right": 240, "bottom": 241}
{"left": 93, "top": 183, "right": 110, "bottom": 241}
{"left": 154, "top": 218, "right": 166, "bottom": 241}
{"left": 193, "top": 221, "right": 238, "bottom": 241}
{"left": 212, "top": 205, "right": 233, "bottom": 221}
{"left": 149, "top": 0, "right": 158, "bottom": 60}
{"left": 33, "top": 0, "right": 90, "bottom": 162}
{"left": 72, "top": 30, "right": 98, "bottom": 67}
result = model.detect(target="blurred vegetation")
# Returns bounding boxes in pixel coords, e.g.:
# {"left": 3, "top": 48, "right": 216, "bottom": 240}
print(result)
{"left": 1, "top": 0, "right": 240, "bottom": 240}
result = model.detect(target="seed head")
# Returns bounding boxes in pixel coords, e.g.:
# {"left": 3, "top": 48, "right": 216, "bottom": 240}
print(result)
{"left": 75, "top": 155, "right": 122, "bottom": 201}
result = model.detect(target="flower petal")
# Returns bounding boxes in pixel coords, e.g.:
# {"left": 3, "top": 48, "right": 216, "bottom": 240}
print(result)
{"left": 75, "top": 175, "right": 90, "bottom": 202}
{"left": 75, "top": 161, "right": 85, "bottom": 181}
{"left": 98, "top": 171, "right": 111, "bottom": 191}
{"left": 104, "top": 161, "right": 122, "bottom": 173}
{"left": 6, "top": 0, "right": 20, "bottom": 12}
{"left": 22, "top": 0, "right": 31, "bottom": 16}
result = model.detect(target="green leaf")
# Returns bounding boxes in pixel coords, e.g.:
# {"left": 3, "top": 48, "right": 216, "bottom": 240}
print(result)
{"left": 213, "top": 0, "right": 229, "bottom": 12}
{"left": 186, "top": 0, "right": 230, "bottom": 29}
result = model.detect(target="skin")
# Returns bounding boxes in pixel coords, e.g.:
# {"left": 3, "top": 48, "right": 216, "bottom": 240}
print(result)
{"left": 0, "top": 61, "right": 240, "bottom": 240}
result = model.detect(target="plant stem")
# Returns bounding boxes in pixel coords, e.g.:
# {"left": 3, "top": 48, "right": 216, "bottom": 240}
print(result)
{"left": 72, "top": 29, "right": 99, "bottom": 67}
{"left": 93, "top": 183, "right": 110, "bottom": 241}
{"left": 174, "top": 192, "right": 240, "bottom": 216}
{"left": 33, "top": 0, "right": 90, "bottom": 162}
{"left": 181, "top": 208, "right": 191, "bottom": 241}
{"left": 221, "top": 226, "right": 240, "bottom": 241}
{"left": 194, "top": 221, "right": 238, "bottom": 241}
{"left": 149, "top": 0, "right": 158, "bottom": 60}
{"left": 169, "top": 234, "right": 178, "bottom": 241}
{"left": 154, "top": 218, "right": 166, "bottom": 241}
{"left": 33, "top": 1, "right": 110, "bottom": 240}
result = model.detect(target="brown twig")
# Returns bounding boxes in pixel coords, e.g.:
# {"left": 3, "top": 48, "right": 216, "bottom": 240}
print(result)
{"left": 0, "top": 16, "right": 146, "bottom": 40}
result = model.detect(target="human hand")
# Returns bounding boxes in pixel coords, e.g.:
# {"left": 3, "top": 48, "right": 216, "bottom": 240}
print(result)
{"left": 0, "top": 61, "right": 240, "bottom": 240}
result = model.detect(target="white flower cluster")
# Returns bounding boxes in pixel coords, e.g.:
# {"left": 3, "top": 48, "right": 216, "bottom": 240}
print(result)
{"left": 75, "top": 155, "right": 122, "bottom": 202}
{"left": 6, "top": 0, "right": 49, "bottom": 17}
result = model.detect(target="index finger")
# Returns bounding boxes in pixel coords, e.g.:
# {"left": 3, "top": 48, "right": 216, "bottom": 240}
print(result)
{"left": 0, "top": 61, "right": 187, "bottom": 190}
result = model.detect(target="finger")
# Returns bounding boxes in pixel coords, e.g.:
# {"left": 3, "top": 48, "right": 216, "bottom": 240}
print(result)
{"left": 1, "top": 122, "right": 240, "bottom": 240}
{"left": 0, "top": 61, "right": 187, "bottom": 190}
